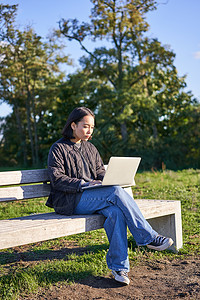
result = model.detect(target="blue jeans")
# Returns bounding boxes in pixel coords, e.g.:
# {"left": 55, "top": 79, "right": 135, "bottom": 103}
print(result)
{"left": 74, "top": 186, "right": 157, "bottom": 272}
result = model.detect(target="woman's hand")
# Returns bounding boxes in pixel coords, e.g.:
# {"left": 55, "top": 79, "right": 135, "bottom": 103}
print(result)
{"left": 88, "top": 180, "right": 102, "bottom": 186}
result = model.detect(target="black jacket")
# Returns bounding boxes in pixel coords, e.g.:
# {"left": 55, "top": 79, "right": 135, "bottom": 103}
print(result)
{"left": 46, "top": 138, "right": 105, "bottom": 215}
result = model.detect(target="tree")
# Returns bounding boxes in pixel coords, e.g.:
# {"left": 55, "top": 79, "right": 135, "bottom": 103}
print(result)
{"left": 0, "top": 12, "right": 70, "bottom": 166}
{"left": 0, "top": 3, "right": 17, "bottom": 41}
{"left": 1, "top": 1, "right": 199, "bottom": 169}
{"left": 59, "top": 0, "right": 160, "bottom": 140}
{"left": 58, "top": 0, "right": 199, "bottom": 168}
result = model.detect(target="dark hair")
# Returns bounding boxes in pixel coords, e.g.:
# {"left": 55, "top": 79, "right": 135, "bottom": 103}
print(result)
{"left": 62, "top": 107, "right": 95, "bottom": 140}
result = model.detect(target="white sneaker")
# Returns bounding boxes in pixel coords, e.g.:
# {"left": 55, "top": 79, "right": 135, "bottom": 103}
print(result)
{"left": 147, "top": 235, "right": 174, "bottom": 251}
{"left": 112, "top": 270, "right": 130, "bottom": 285}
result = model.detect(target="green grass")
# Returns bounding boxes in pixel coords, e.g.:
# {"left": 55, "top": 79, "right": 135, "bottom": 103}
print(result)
{"left": 0, "top": 198, "right": 54, "bottom": 219}
{"left": 0, "top": 169, "right": 199, "bottom": 299}
{"left": 133, "top": 169, "right": 200, "bottom": 254}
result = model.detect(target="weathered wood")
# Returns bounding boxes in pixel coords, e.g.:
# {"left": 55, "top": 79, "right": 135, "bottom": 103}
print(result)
{"left": 0, "top": 168, "right": 183, "bottom": 252}
{"left": 0, "top": 214, "right": 105, "bottom": 250}
{"left": 0, "top": 183, "right": 50, "bottom": 202}
{"left": 135, "top": 199, "right": 178, "bottom": 219}
{"left": 0, "top": 169, "right": 49, "bottom": 186}
{"left": 0, "top": 199, "right": 182, "bottom": 251}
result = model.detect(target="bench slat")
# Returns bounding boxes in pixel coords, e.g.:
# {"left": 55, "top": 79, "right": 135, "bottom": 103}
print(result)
{"left": 0, "top": 212, "right": 103, "bottom": 229}
{"left": 0, "top": 169, "right": 49, "bottom": 186}
{"left": 0, "top": 213, "right": 105, "bottom": 250}
{"left": 0, "top": 184, "right": 50, "bottom": 202}
{"left": 0, "top": 200, "right": 175, "bottom": 231}
{"left": 135, "top": 199, "right": 178, "bottom": 219}
{"left": 0, "top": 199, "right": 182, "bottom": 251}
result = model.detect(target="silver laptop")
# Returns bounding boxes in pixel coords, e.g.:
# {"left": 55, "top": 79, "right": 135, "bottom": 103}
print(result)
{"left": 82, "top": 156, "right": 141, "bottom": 189}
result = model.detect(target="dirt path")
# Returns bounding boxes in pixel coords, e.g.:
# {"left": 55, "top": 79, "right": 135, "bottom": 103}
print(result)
{"left": 20, "top": 256, "right": 200, "bottom": 299}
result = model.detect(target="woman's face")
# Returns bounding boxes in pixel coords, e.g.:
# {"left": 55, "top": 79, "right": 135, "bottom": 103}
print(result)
{"left": 71, "top": 115, "right": 95, "bottom": 143}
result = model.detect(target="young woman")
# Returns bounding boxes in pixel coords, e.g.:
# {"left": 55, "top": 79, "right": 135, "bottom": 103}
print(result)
{"left": 46, "top": 107, "right": 173, "bottom": 285}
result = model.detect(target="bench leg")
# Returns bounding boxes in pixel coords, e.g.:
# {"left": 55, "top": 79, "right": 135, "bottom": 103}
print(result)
{"left": 147, "top": 202, "right": 183, "bottom": 253}
{"left": 118, "top": 188, "right": 183, "bottom": 253}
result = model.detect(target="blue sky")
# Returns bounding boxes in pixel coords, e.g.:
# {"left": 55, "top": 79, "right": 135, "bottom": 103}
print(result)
{"left": 1, "top": 0, "right": 200, "bottom": 117}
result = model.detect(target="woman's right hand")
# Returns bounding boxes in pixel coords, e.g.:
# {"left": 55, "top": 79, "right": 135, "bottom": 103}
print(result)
{"left": 88, "top": 180, "right": 102, "bottom": 186}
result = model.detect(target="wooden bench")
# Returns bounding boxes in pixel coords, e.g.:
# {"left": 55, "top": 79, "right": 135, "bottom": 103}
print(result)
{"left": 0, "top": 169, "right": 183, "bottom": 252}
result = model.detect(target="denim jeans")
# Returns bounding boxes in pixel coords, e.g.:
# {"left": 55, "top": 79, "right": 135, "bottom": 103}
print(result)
{"left": 74, "top": 186, "right": 158, "bottom": 272}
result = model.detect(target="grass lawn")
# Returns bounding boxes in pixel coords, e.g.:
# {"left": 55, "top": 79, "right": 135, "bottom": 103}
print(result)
{"left": 0, "top": 169, "right": 199, "bottom": 299}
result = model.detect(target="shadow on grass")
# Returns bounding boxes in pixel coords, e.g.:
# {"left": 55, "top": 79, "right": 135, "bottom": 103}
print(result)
{"left": 0, "top": 243, "right": 112, "bottom": 265}
{"left": 0, "top": 237, "right": 139, "bottom": 265}
{"left": 0, "top": 268, "right": 126, "bottom": 300}
{"left": 0, "top": 241, "right": 132, "bottom": 299}
{"left": 0, "top": 236, "right": 139, "bottom": 265}
{"left": 0, "top": 237, "right": 176, "bottom": 299}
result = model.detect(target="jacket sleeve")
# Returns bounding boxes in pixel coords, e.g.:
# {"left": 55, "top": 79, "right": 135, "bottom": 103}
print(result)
{"left": 94, "top": 147, "right": 106, "bottom": 181}
{"left": 48, "top": 144, "right": 82, "bottom": 193}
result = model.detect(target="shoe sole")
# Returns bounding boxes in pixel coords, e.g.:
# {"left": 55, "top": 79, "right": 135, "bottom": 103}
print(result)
{"left": 147, "top": 238, "right": 174, "bottom": 251}
{"left": 112, "top": 270, "right": 130, "bottom": 285}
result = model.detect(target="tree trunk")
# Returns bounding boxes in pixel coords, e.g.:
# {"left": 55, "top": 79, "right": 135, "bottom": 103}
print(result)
{"left": 153, "top": 124, "right": 158, "bottom": 139}
{"left": 26, "top": 88, "right": 35, "bottom": 165}
{"left": 31, "top": 88, "right": 39, "bottom": 165}
{"left": 120, "top": 122, "right": 128, "bottom": 142}
{"left": 13, "top": 97, "right": 27, "bottom": 166}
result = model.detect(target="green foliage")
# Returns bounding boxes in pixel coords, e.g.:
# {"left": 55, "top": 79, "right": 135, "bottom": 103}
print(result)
{"left": 0, "top": 1, "right": 200, "bottom": 169}
{"left": 0, "top": 8, "right": 70, "bottom": 167}
{"left": 0, "top": 3, "right": 17, "bottom": 41}
{"left": 58, "top": 0, "right": 200, "bottom": 169}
